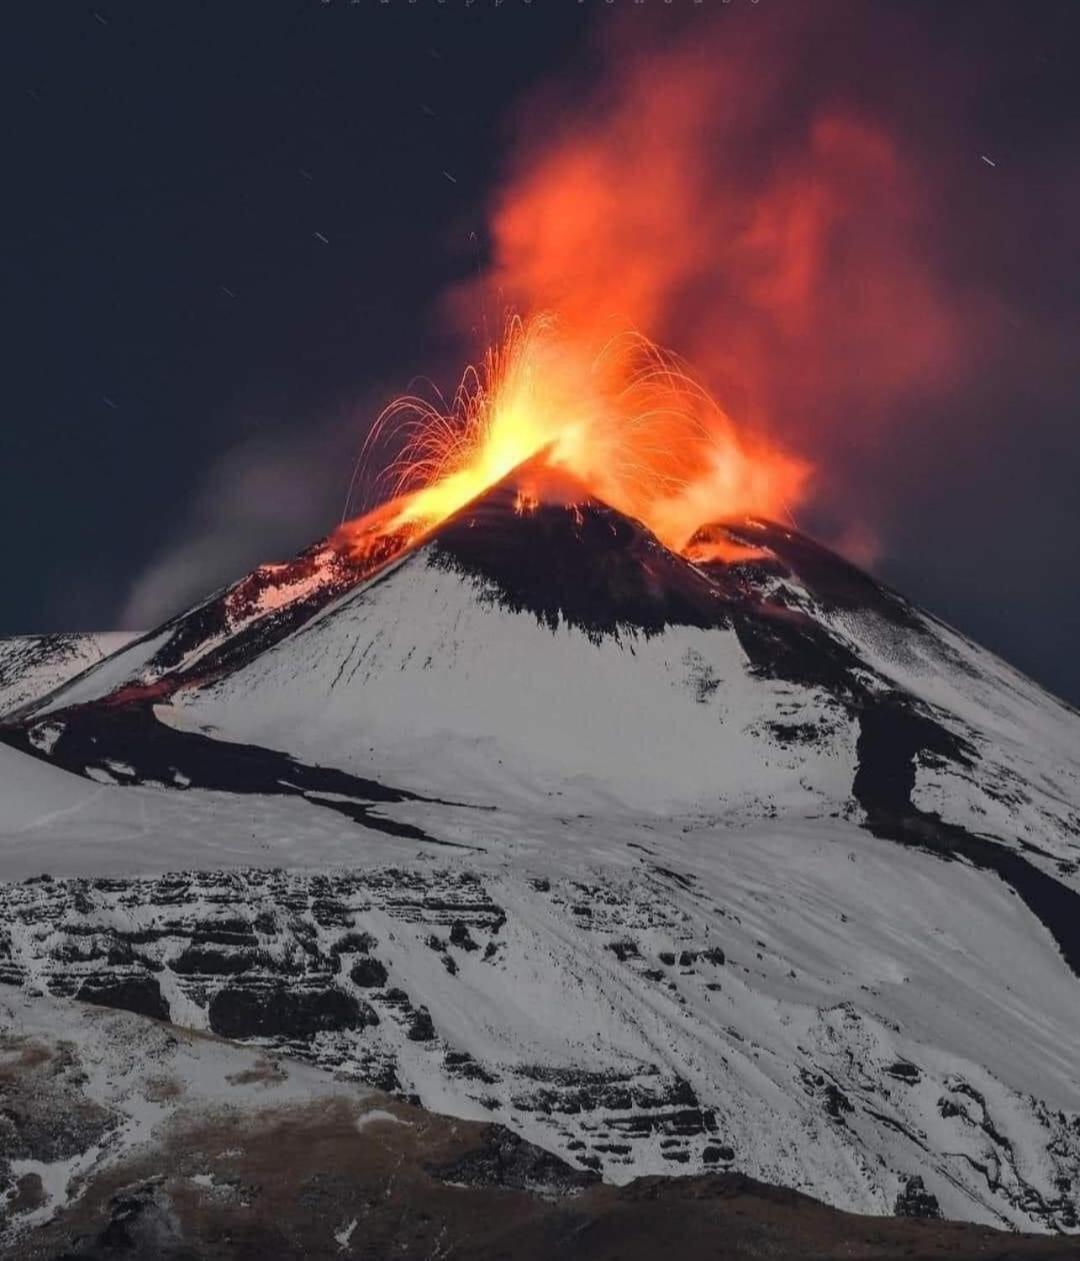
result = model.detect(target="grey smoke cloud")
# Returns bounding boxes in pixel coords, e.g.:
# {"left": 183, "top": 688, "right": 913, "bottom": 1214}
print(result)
{"left": 121, "top": 417, "right": 367, "bottom": 630}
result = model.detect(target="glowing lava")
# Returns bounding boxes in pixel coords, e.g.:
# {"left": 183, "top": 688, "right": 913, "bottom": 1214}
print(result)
{"left": 336, "top": 314, "right": 809, "bottom": 567}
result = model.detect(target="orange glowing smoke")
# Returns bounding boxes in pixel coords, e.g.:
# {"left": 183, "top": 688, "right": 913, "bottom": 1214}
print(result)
{"left": 338, "top": 8, "right": 969, "bottom": 571}
{"left": 338, "top": 313, "right": 808, "bottom": 562}
{"left": 477, "top": 17, "right": 966, "bottom": 458}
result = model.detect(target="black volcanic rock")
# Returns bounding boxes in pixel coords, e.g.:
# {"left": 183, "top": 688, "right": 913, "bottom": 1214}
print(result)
{"left": 427, "top": 1125, "right": 601, "bottom": 1196}
{"left": 1, "top": 701, "right": 461, "bottom": 847}
{"left": 895, "top": 1175, "right": 943, "bottom": 1219}
{"left": 449, "top": 921, "right": 479, "bottom": 951}
{"left": 407, "top": 1007, "right": 436, "bottom": 1042}
{"left": 429, "top": 477, "right": 730, "bottom": 643}
{"left": 208, "top": 984, "right": 375, "bottom": 1040}
{"left": 76, "top": 975, "right": 169, "bottom": 1022}
{"left": 171, "top": 946, "right": 266, "bottom": 976}
{"left": 349, "top": 958, "right": 388, "bottom": 988}
{"left": 689, "top": 517, "right": 923, "bottom": 629}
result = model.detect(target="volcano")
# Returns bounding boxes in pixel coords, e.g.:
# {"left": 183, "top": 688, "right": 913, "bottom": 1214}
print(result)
{"left": 2, "top": 465, "right": 1080, "bottom": 1244}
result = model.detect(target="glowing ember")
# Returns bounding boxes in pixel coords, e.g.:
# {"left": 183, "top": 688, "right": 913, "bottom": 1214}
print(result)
{"left": 336, "top": 313, "right": 809, "bottom": 567}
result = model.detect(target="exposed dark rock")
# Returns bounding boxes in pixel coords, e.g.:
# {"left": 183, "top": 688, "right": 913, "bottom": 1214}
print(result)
{"left": 895, "top": 1175, "right": 942, "bottom": 1219}
{"left": 705, "top": 517, "right": 924, "bottom": 630}
{"left": 651, "top": 865, "right": 697, "bottom": 890}
{"left": 429, "top": 486, "right": 731, "bottom": 645}
{"left": 191, "top": 919, "right": 257, "bottom": 947}
{"left": 64, "top": 1178, "right": 183, "bottom": 1256}
{"left": 823, "top": 1084, "right": 853, "bottom": 1119}
{"left": 77, "top": 975, "right": 169, "bottom": 1022}
{"left": 407, "top": 1007, "right": 436, "bottom": 1042}
{"left": 768, "top": 721, "right": 824, "bottom": 746}
{"left": 5, "top": 1172, "right": 45, "bottom": 1216}
{"left": 449, "top": 921, "right": 479, "bottom": 952}
{"left": 428, "top": 1126, "right": 600, "bottom": 1196}
{"left": 2, "top": 864, "right": 1078, "bottom": 1233}
{"left": 443, "top": 1052, "right": 499, "bottom": 1085}
{"left": 104, "top": 942, "right": 136, "bottom": 968}
{"left": 854, "top": 701, "right": 1080, "bottom": 979}
{"left": 331, "top": 931, "right": 377, "bottom": 956}
{"left": 607, "top": 1108, "right": 717, "bottom": 1139}
{"left": 349, "top": 958, "right": 389, "bottom": 988}
{"left": 171, "top": 946, "right": 265, "bottom": 976}
{"left": 0, "top": 704, "right": 461, "bottom": 849}
{"left": 208, "top": 984, "right": 375, "bottom": 1040}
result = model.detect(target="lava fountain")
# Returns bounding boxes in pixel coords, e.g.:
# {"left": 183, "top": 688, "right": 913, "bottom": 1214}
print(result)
{"left": 335, "top": 313, "right": 810, "bottom": 570}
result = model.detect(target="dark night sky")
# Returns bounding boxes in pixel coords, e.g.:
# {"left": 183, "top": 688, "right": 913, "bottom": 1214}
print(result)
{"left": 4, "top": 1, "right": 1080, "bottom": 706}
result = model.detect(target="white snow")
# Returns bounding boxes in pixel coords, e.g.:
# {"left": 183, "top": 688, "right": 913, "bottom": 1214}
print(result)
{"left": 166, "top": 548, "right": 855, "bottom": 817}
{"left": 354, "top": 1108, "right": 407, "bottom": 1131}
{"left": 334, "top": 1217, "right": 358, "bottom": 1249}
{"left": 31, "top": 627, "right": 173, "bottom": 715}
{"left": 0, "top": 632, "right": 137, "bottom": 718}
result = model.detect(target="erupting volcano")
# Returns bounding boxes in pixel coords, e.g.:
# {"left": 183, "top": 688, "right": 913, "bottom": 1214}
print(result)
{"left": 4, "top": 423, "right": 1080, "bottom": 1239}
{"left": 5, "top": 317, "right": 1080, "bottom": 1245}
{"left": 336, "top": 314, "right": 810, "bottom": 577}
{"left": 8, "top": 1, "right": 1080, "bottom": 1255}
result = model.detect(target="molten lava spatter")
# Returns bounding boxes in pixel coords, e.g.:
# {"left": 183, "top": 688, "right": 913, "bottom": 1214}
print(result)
{"left": 336, "top": 315, "right": 809, "bottom": 569}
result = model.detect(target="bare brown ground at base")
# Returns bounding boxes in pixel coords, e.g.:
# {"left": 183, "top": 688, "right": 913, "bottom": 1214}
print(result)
{"left": 10, "top": 1095, "right": 1079, "bottom": 1261}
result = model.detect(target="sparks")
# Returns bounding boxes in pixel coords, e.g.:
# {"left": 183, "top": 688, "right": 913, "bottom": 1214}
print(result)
{"left": 336, "top": 313, "right": 809, "bottom": 570}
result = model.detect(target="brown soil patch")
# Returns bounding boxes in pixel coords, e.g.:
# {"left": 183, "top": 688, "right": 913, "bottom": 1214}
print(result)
{"left": 10, "top": 1094, "right": 1078, "bottom": 1261}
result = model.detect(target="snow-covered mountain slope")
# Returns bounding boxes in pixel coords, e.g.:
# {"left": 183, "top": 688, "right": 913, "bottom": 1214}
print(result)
{"left": 0, "top": 633, "right": 136, "bottom": 718}
{"left": 16, "top": 515, "right": 411, "bottom": 721}
{"left": 699, "top": 518, "right": 1080, "bottom": 861}
{"left": 2, "top": 831, "right": 1078, "bottom": 1234}
{"left": 2, "top": 471, "right": 1080, "bottom": 1235}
